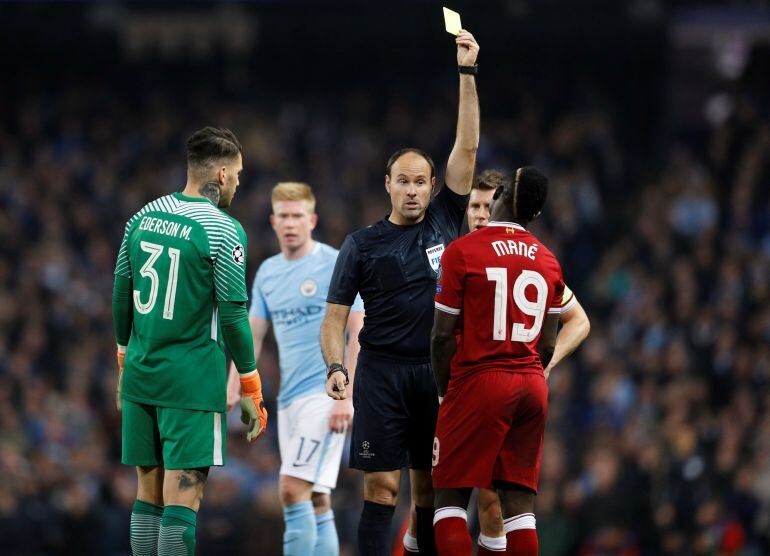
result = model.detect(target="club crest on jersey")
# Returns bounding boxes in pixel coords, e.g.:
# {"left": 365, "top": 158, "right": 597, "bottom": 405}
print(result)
{"left": 300, "top": 279, "right": 318, "bottom": 297}
{"left": 506, "top": 227, "right": 516, "bottom": 235}
{"left": 232, "top": 244, "right": 245, "bottom": 264}
{"left": 426, "top": 243, "right": 445, "bottom": 272}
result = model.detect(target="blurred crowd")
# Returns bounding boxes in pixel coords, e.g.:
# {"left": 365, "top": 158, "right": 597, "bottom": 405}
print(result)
{"left": 1, "top": 53, "right": 770, "bottom": 556}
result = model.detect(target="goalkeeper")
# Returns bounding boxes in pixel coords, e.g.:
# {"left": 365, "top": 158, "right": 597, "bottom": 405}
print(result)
{"left": 112, "top": 127, "right": 268, "bottom": 556}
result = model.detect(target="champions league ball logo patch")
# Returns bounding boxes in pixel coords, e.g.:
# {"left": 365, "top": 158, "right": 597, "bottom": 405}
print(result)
{"left": 300, "top": 279, "right": 318, "bottom": 297}
{"left": 232, "top": 244, "right": 245, "bottom": 264}
{"left": 359, "top": 440, "right": 374, "bottom": 459}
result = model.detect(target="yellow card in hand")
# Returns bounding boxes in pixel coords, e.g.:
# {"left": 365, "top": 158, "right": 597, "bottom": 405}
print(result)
{"left": 443, "top": 7, "right": 462, "bottom": 36}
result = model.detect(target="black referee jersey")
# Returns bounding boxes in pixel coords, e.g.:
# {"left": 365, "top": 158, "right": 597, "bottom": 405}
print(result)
{"left": 327, "top": 184, "right": 468, "bottom": 358}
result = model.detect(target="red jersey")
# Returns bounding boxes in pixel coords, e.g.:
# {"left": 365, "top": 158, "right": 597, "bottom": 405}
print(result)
{"left": 434, "top": 221, "right": 575, "bottom": 379}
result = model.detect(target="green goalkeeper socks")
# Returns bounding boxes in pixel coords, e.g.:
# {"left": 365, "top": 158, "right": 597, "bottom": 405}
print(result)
{"left": 131, "top": 499, "right": 163, "bottom": 556}
{"left": 158, "top": 505, "right": 197, "bottom": 556}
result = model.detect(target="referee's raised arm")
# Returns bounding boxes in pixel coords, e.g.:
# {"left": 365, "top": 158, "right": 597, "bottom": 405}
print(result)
{"left": 445, "top": 29, "right": 480, "bottom": 196}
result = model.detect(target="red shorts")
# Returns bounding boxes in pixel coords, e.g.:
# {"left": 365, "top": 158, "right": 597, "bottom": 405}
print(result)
{"left": 431, "top": 371, "right": 548, "bottom": 493}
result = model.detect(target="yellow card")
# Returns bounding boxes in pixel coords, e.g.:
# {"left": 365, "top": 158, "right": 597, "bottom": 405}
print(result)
{"left": 443, "top": 7, "right": 462, "bottom": 36}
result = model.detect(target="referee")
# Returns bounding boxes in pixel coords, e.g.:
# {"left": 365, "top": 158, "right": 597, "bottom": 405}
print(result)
{"left": 321, "top": 30, "right": 480, "bottom": 556}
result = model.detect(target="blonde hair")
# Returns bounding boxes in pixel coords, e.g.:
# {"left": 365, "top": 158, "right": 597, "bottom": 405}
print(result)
{"left": 271, "top": 182, "right": 316, "bottom": 212}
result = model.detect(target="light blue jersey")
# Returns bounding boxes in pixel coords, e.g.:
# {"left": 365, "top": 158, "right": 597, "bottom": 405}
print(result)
{"left": 250, "top": 241, "right": 364, "bottom": 408}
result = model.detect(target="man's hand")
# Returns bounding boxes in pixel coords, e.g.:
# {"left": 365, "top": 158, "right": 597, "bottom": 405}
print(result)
{"left": 456, "top": 30, "right": 479, "bottom": 67}
{"left": 116, "top": 347, "right": 126, "bottom": 411}
{"left": 329, "top": 398, "right": 353, "bottom": 434}
{"left": 326, "top": 366, "right": 349, "bottom": 400}
{"left": 239, "top": 371, "right": 268, "bottom": 443}
{"left": 544, "top": 363, "right": 554, "bottom": 381}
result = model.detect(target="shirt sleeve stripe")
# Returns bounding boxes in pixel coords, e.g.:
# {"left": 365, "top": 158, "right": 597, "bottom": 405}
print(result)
{"left": 548, "top": 295, "right": 577, "bottom": 314}
{"left": 435, "top": 301, "right": 461, "bottom": 315}
{"left": 560, "top": 295, "right": 577, "bottom": 313}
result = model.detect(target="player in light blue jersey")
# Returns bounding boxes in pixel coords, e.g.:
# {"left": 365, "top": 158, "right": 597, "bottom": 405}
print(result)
{"left": 228, "top": 182, "right": 363, "bottom": 556}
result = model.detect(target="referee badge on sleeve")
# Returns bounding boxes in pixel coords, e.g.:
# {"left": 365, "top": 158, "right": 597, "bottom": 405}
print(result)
{"left": 426, "top": 243, "right": 445, "bottom": 273}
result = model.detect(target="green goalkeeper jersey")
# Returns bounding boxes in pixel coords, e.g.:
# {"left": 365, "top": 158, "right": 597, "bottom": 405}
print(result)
{"left": 114, "top": 192, "right": 248, "bottom": 412}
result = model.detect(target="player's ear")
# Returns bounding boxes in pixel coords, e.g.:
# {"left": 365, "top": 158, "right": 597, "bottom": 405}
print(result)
{"left": 269, "top": 213, "right": 277, "bottom": 229}
{"left": 217, "top": 166, "right": 226, "bottom": 185}
{"left": 310, "top": 213, "right": 318, "bottom": 230}
{"left": 431, "top": 176, "right": 437, "bottom": 188}
{"left": 385, "top": 174, "right": 391, "bottom": 194}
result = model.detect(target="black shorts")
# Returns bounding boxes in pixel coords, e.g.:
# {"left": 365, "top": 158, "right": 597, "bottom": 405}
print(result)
{"left": 350, "top": 350, "right": 439, "bottom": 472}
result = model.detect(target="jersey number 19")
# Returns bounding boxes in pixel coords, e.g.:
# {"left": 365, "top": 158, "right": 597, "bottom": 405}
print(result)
{"left": 134, "top": 241, "right": 181, "bottom": 320}
{"left": 485, "top": 268, "right": 547, "bottom": 343}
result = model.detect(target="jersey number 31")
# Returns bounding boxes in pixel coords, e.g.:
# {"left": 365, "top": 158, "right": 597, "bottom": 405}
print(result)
{"left": 486, "top": 268, "right": 547, "bottom": 343}
{"left": 134, "top": 241, "right": 181, "bottom": 320}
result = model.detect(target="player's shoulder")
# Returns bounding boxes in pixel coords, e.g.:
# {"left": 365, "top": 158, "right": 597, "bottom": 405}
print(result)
{"left": 223, "top": 209, "right": 244, "bottom": 228}
{"left": 214, "top": 208, "right": 244, "bottom": 235}
{"left": 127, "top": 194, "right": 177, "bottom": 223}
{"left": 525, "top": 228, "right": 556, "bottom": 258}
{"left": 257, "top": 251, "right": 284, "bottom": 274}
{"left": 525, "top": 229, "right": 562, "bottom": 272}
{"left": 310, "top": 241, "right": 336, "bottom": 257}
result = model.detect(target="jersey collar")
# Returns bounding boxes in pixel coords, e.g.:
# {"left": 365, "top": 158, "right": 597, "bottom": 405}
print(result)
{"left": 174, "top": 191, "right": 216, "bottom": 206}
{"left": 488, "top": 221, "right": 525, "bottom": 231}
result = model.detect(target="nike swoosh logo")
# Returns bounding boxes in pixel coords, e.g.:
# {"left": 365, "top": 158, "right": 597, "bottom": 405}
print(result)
{"left": 292, "top": 463, "right": 310, "bottom": 468}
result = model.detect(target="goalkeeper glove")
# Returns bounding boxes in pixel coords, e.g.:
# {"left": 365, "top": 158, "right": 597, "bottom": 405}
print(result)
{"left": 116, "top": 345, "right": 126, "bottom": 412}
{"left": 239, "top": 370, "right": 268, "bottom": 442}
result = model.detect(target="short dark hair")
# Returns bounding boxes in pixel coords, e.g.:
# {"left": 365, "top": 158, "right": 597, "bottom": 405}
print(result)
{"left": 385, "top": 148, "right": 435, "bottom": 179}
{"left": 473, "top": 169, "right": 505, "bottom": 191}
{"left": 187, "top": 127, "right": 242, "bottom": 169}
{"left": 498, "top": 166, "right": 549, "bottom": 222}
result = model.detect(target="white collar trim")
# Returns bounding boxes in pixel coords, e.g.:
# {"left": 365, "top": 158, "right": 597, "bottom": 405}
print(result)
{"left": 488, "top": 221, "right": 525, "bottom": 230}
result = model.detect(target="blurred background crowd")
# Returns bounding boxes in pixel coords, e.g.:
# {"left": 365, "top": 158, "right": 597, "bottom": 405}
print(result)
{"left": 1, "top": 1, "right": 770, "bottom": 555}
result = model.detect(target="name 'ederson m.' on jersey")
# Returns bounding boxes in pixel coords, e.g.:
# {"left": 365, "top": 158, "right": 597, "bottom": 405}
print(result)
{"left": 114, "top": 192, "right": 248, "bottom": 412}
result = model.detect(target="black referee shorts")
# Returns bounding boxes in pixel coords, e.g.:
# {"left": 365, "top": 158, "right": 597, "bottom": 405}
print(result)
{"left": 350, "top": 350, "right": 439, "bottom": 472}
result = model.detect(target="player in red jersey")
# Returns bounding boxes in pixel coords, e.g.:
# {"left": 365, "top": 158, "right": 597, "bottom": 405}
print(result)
{"left": 430, "top": 167, "right": 587, "bottom": 556}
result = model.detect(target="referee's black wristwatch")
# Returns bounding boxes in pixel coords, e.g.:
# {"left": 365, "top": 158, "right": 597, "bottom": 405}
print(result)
{"left": 459, "top": 64, "right": 478, "bottom": 76}
{"left": 327, "top": 363, "right": 349, "bottom": 386}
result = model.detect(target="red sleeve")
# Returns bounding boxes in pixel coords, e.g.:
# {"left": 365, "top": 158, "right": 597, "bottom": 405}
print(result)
{"left": 434, "top": 242, "right": 465, "bottom": 315}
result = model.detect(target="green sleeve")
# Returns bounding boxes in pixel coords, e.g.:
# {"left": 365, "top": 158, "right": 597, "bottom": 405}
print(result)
{"left": 113, "top": 274, "right": 133, "bottom": 347}
{"left": 219, "top": 300, "right": 256, "bottom": 373}
{"left": 214, "top": 217, "right": 249, "bottom": 303}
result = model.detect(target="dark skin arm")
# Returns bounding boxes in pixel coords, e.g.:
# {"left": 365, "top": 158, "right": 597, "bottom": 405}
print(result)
{"left": 537, "top": 314, "right": 559, "bottom": 369}
{"left": 431, "top": 309, "right": 459, "bottom": 397}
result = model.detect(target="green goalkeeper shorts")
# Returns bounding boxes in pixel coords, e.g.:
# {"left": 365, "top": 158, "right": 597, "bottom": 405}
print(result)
{"left": 122, "top": 399, "right": 226, "bottom": 469}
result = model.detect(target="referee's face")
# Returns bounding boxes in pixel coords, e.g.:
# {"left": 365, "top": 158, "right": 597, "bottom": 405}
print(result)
{"left": 270, "top": 200, "right": 317, "bottom": 253}
{"left": 385, "top": 152, "right": 436, "bottom": 225}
